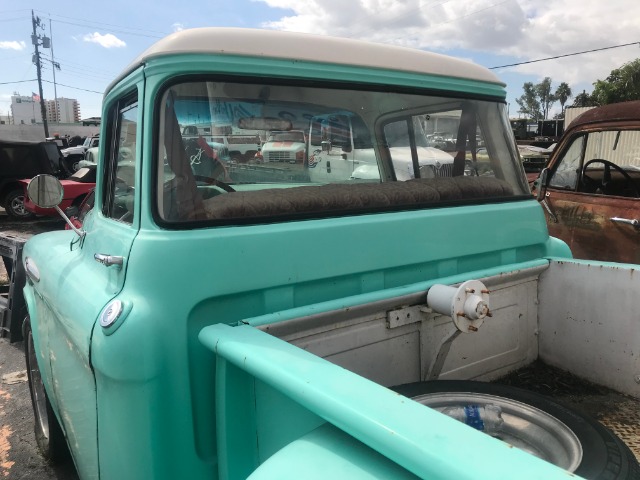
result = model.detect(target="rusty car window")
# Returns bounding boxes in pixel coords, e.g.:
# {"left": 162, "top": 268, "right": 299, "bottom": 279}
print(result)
{"left": 583, "top": 130, "right": 640, "bottom": 169}
{"left": 549, "top": 135, "right": 584, "bottom": 190}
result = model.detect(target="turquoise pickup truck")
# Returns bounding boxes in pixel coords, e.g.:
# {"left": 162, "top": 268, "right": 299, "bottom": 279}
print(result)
{"left": 22, "top": 28, "right": 638, "bottom": 480}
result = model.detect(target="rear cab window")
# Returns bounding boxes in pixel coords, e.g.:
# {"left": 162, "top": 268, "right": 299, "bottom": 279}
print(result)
{"left": 156, "top": 80, "right": 528, "bottom": 226}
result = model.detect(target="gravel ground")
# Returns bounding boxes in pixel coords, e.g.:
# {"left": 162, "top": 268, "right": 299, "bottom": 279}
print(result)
{"left": 0, "top": 339, "right": 79, "bottom": 479}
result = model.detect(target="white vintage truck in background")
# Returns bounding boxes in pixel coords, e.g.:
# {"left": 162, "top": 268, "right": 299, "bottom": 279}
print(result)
{"left": 307, "top": 112, "right": 455, "bottom": 181}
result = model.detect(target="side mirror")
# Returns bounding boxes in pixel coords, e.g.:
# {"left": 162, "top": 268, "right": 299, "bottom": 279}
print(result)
{"left": 27, "top": 174, "right": 63, "bottom": 208}
{"left": 27, "top": 174, "right": 85, "bottom": 238}
{"left": 536, "top": 168, "right": 549, "bottom": 202}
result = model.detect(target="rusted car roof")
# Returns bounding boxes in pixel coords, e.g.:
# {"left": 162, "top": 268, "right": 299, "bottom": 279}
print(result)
{"left": 569, "top": 100, "right": 640, "bottom": 131}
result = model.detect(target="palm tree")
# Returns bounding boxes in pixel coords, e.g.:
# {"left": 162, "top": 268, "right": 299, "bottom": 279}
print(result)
{"left": 555, "top": 83, "right": 572, "bottom": 117}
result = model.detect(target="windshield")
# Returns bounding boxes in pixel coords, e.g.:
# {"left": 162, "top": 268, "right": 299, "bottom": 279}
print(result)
{"left": 156, "top": 80, "right": 527, "bottom": 225}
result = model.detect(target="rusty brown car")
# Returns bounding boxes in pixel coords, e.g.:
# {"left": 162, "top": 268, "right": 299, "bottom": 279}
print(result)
{"left": 535, "top": 100, "right": 640, "bottom": 263}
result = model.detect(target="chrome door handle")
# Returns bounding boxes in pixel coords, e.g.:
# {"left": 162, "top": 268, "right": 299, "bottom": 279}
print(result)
{"left": 610, "top": 217, "right": 640, "bottom": 227}
{"left": 94, "top": 254, "right": 124, "bottom": 267}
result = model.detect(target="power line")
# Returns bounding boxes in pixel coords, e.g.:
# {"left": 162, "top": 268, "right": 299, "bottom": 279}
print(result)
{"left": 49, "top": 18, "right": 164, "bottom": 39}
{"left": 490, "top": 41, "right": 640, "bottom": 69}
{"left": 40, "top": 54, "right": 116, "bottom": 78}
{"left": 0, "top": 16, "right": 30, "bottom": 22}
{"left": 0, "top": 79, "right": 37, "bottom": 85}
{"left": 33, "top": 10, "right": 167, "bottom": 39}
{"left": 41, "top": 79, "right": 103, "bottom": 95}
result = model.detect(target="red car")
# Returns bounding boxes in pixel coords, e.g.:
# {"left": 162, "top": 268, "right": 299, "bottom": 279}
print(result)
{"left": 65, "top": 188, "right": 95, "bottom": 230}
{"left": 21, "top": 166, "right": 96, "bottom": 216}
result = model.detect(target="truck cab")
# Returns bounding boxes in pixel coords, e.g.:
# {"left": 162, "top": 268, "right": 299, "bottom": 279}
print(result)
{"left": 21, "top": 28, "right": 638, "bottom": 480}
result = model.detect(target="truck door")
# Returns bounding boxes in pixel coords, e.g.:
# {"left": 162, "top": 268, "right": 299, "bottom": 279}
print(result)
{"left": 36, "top": 91, "right": 141, "bottom": 478}
{"left": 544, "top": 129, "right": 640, "bottom": 263}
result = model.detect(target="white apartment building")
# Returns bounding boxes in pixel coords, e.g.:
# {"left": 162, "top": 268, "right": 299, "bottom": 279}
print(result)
{"left": 10, "top": 93, "right": 81, "bottom": 125}
{"left": 10, "top": 94, "right": 43, "bottom": 125}
{"left": 45, "top": 97, "right": 81, "bottom": 123}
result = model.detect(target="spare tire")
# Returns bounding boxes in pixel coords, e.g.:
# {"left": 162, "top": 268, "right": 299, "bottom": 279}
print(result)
{"left": 393, "top": 380, "right": 639, "bottom": 480}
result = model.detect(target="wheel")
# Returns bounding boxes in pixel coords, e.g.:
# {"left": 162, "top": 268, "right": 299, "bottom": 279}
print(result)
{"left": 582, "top": 159, "right": 640, "bottom": 197}
{"left": 4, "top": 189, "right": 34, "bottom": 219}
{"left": 24, "top": 317, "right": 70, "bottom": 463}
{"left": 62, "top": 154, "right": 83, "bottom": 174}
{"left": 393, "top": 380, "right": 639, "bottom": 479}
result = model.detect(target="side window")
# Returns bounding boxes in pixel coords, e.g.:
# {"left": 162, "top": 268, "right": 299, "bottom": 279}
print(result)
{"left": 103, "top": 96, "right": 138, "bottom": 223}
{"left": 384, "top": 120, "right": 416, "bottom": 181}
{"left": 549, "top": 135, "right": 584, "bottom": 190}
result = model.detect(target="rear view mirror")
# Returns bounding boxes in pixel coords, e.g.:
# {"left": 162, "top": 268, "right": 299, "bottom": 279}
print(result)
{"left": 27, "top": 174, "right": 63, "bottom": 208}
{"left": 238, "top": 117, "right": 292, "bottom": 131}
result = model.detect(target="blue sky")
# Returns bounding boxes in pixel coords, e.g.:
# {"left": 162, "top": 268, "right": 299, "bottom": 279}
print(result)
{"left": 1, "top": 0, "right": 638, "bottom": 120}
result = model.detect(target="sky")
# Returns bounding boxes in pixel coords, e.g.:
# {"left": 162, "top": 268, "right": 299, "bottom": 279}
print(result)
{"left": 1, "top": 0, "right": 639, "bottom": 120}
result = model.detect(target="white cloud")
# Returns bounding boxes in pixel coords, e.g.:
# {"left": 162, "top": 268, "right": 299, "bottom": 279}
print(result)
{"left": 255, "top": 0, "right": 640, "bottom": 92}
{"left": 0, "top": 40, "right": 26, "bottom": 51}
{"left": 82, "top": 32, "right": 126, "bottom": 48}
{"left": 172, "top": 23, "right": 185, "bottom": 32}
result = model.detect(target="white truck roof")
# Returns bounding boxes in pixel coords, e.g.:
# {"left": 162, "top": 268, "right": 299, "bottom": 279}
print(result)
{"left": 107, "top": 28, "right": 503, "bottom": 94}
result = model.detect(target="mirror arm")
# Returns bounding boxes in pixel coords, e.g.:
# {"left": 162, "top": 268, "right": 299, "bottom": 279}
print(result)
{"left": 540, "top": 195, "right": 558, "bottom": 223}
{"left": 55, "top": 205, "right": 86, "bottom": 238}
{"left": 535, "top": 167, "right": 549, "bottom": 202}
{"left": 534, "top": 167, "right": 558, "bottom": 223}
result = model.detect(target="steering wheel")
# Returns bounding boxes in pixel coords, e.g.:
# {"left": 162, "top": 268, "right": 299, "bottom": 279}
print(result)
{"left": 582, "top": 159, "right": 640, "bottom": 197}
{"left": 193, "top": 175, "right": 236, "bottom": 192}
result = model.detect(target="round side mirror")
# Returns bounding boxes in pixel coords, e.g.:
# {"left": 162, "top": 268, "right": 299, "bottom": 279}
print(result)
{"left": 27, "top": 174, "right": 64, "bottom": 208}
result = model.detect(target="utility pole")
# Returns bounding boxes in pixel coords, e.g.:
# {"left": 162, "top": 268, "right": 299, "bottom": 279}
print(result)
{"left": 31, "top": 10, "right": 49, "bottom": 138}
{"left": 49, "top": 18, "right": 61, "bottom": 125}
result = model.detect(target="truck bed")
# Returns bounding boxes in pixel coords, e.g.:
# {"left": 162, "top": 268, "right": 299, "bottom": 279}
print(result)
{"left": 499, "top": 361, "right": 640, "bottom": 461}
{"left": 252, "top": 259, "right": 640, "bottom": 471}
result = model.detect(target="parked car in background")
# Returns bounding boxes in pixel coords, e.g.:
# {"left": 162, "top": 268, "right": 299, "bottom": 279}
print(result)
{"left": 77, "top": 145, "right": 99, "bottom": 170}
{"left": 61, "top": 135, "right": 99, "bottom": 172}
{"left": 182, "top": 126, "right": 261, "bottom": 162}
{"left": 0, "top": 140, "right": 69, "bottom": 218}
{"left": 535, "top": 100, "right": 640, "bottom": 263}
{"left": 20, "top": 166, "right": 96, "bottom": 216}
{"left": 519, "top": 144, "right": 554, "bottom": 181}
{"left": 65, "top": 187, "right": 95, "bottom": 230}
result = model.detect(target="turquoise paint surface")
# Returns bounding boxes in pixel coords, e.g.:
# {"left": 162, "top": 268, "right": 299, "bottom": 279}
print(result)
{"left": 86, "top": 196, "right": 568, "bottom": 479}
{"left": 141, "top": 53, "right": 507, "bottom": 99}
